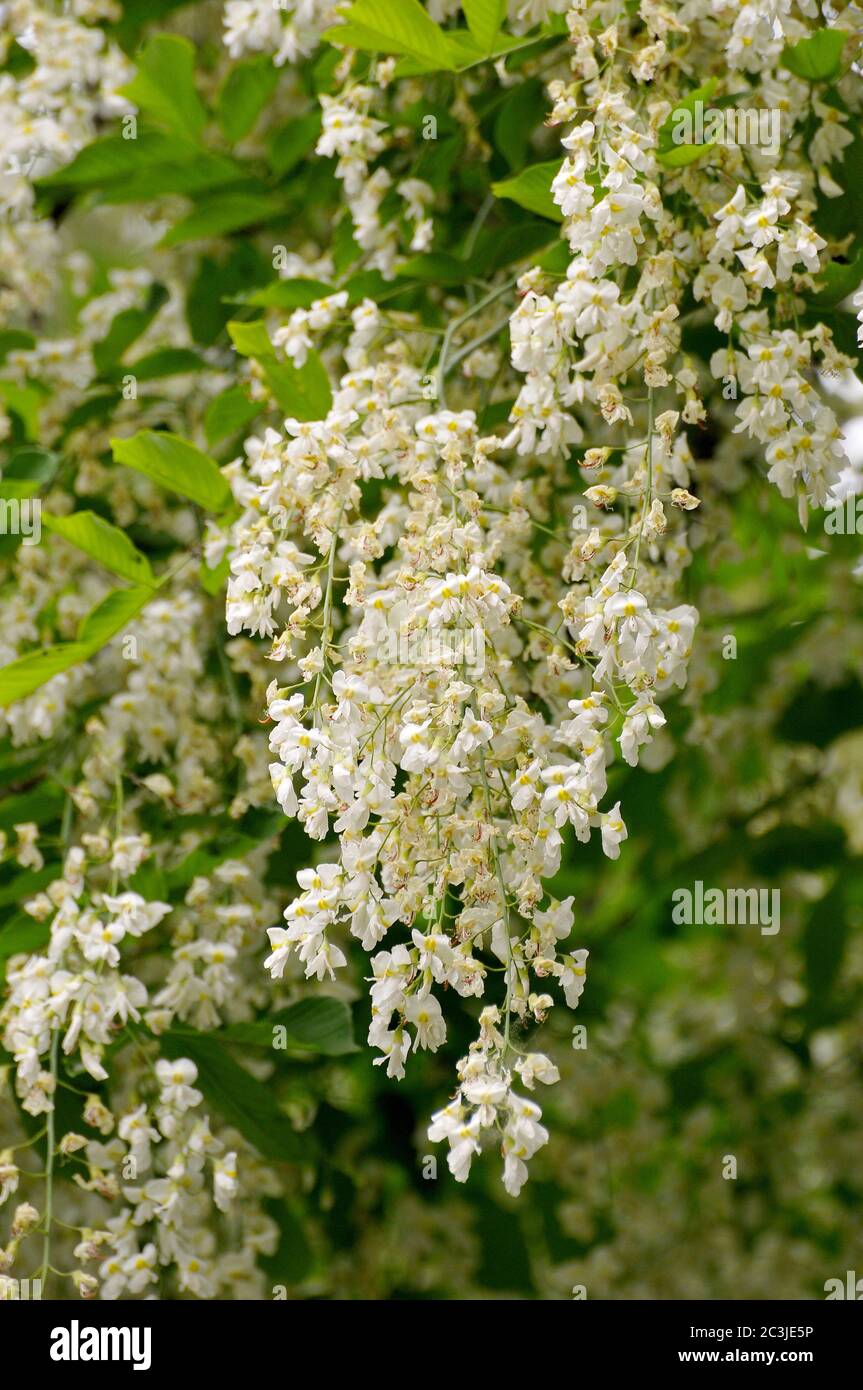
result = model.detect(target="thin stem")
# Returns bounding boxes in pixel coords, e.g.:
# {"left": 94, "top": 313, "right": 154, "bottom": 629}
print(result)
{"left": 464, "top": 194, "right": 494, "bottom": 257}
{"left": 628, "top": 386, "right": 655, "bottom": 587}
{"left": 310, "top": 499, "right": 346, "bottom": 719}
{"left": 447, "top": 315, "right": 511, "bottom": 374}
{"left": 436, "top": 277, "right": 518, "bottom": 408}
{"left": 477, "top": 741, "right": 515, "bottom": 1052}
{"left": 39, "top": 1028, "right": 59, "bottom": 1291}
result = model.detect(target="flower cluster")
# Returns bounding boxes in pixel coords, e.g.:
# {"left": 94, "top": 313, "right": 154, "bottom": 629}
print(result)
{"left": 1, "top": 0, "right": 861, "bottom": 1303}
{"left": 221, "top": 0, "right": 862, "bottom": 1198}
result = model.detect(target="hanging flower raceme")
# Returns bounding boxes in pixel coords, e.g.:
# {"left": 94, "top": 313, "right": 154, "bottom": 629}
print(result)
{"left": 220, "top": 0, "right": 862, "bottom": 1198}
{"left": 1, "top": 0, "right": 861, "bottom": 1304}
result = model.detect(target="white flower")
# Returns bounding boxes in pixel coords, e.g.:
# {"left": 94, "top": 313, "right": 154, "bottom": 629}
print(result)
{"left": 213, "top": 1152, "right": 239, "bottom": 1212}
{"left": 404, "top": 992, "right": 446, "bottom": 1050}
{"left": 515, "top": 1053, "right": 561, "bottom": 1090}
{"left": 155, "top": 1059, "right": 202, "bottom": 1115}
{"left": 600, "top": 802, "right": 628, "bottom": 859}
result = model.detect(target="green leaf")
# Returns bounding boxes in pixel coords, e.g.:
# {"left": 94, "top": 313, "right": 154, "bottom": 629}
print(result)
{"left": 204, "top": 386, "right": 263, "bottom": 447}
{"left": 463, "top": 0, "right": 506, "bottom": 53}
{"left": 393, "top": 27, "right": 522, "bottom": 76}
{"left": 1, "top": 40, "right": 35, "bottom": 79}
{"left": 322, "top": 0, "right": 456, "bottom": 70}
{"left": 467, "top": 220, "right": 557, "bottom": 276}
{"left": 1, "top": 446, "right": 59, "bottom": 490}
{"left": 128, "top": 861, "right": 169, "bottom": 902}
{"left": 76, "top": 586, "right": 154, "bottom": 646}
{"left": 101, "top": 162, "right": 246, "bottom": 206}
{"left": 807, "top": 248, "right": 863, "bottom": 308}
{"left": 41, "top": 511, "right": 155, "bottom": 586}
{"left": 783, "top": 29, "right": 846, "bottom": 81}
{"left": 111, "top": 430, "right": 233, "bottom": 511}
{"left": 658, "top": 78, "right": 718, "bottom": 144}
{"left": 199, "top": 553, "right": 230, "bottom": 596}
{"left": 0, "top": 644, "right": 92, "bottom": 707}
{"left": 117, "top": 347, "right": 207, "bottom": 382}
{"left": 657, "top": 79, "right": 719, "bottom": 165}
{"left": 0, "top": 865, "right": 59, "bottom": 909}
{"left": 0, "top": 783, "right": 64, "bottom": 832}
{"left": 160, "top": 1030, "right": 310, "bottom": 1161}
{"left": 803, "top": 882, "right": 847, "bottom": 1017}
{"left": 225, "top": 319, "right": 275, "bottom": 359}
{"left": 37, "top": 132, "right": 244, "bottom": 203}
{"left": 491, "top": 161, "right": 563, "bottom": 221}
{"left": 160, "top": 190, "right": 287, "bottom": 248}
{"left": 0, "top": 587, "right": 155, "bottom": 708}
{"left": 396, "top": 252, "right": 467, "bottom": 284}
{"left": 258, "top": 1198, "right": 314, "bottom": 1284}
{"left": 238, "top": 278, "right": 336, "bottom": 310}
{"left": 342, "top": 269, "right": 391, "bottom": 302}
{"left": 0, "top": 330, "right": 35, "bottom": 365}
{"left": 222, "top": 998, "right": 357, "bottom": 1055}
{"left": 0, "top": 381, "right": 43, "bottom": 441}
{"left": 92, "top": 284, "right": 169, "bottom": 375}
{"left": 37, "top": 131, "right": 186, "bottom": 188}
{"left": 186, "top": 243, "right": 272, "bottom": 347}
{"left": 0, "top": 913, "right": 50, "bottom": 961}
{"left": 814, "top": 115, "right": 863, "bottom": 251}
{"left": 118, "top": 35, "right": 207, "bottom": 142}
{"left": 0, "top": 481, "right": 40, "bottom": 502}
{"left": 657, "top": 142, "right": 714, "bottom": 169}
{"left": 0, "top": 740, "right": 61, "bottom": 788}
{"left": 493, "top": 78, "right": 546, "bottom": 170}
{"left": 268, "top": 112, "right": 322, "bottom": 177}
{"left": 227, "top": 320, "right": 332, "bottom": 420}
{"left": 801, "top": 308, "right": 861, "bottom": 371}
{"left": 331, "top": 213, "right": 362, "bottom": 277}
{"left": 217, "top": 55, "right": 279, "bottom": 142}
